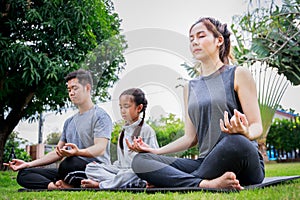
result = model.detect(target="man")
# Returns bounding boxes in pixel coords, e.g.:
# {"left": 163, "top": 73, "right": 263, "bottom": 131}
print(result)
{"left": 4, "top": 69, "right": 112, "bottom": 189}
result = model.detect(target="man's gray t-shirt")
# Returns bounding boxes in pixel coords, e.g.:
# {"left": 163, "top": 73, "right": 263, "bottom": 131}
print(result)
{"left": 60, "top": 105, "right": 112, "bottom": 164}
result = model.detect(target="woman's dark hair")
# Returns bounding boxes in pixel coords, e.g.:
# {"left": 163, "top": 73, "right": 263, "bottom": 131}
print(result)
{"left": 64, "top": 69, "right": 93, "bottom": 89}
{"left": 189, "top": 17, "right": 234, "bottom": 64}
{"left": 118, "top": 88, "right": 148, "bottom": 151}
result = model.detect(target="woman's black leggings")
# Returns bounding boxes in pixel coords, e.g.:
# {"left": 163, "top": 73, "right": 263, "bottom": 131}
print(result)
{"left": 17, "top": 156, "right": 88, "bottom": 189}
{"left": 132, "top": 134, "right": 265, "bottom": 187}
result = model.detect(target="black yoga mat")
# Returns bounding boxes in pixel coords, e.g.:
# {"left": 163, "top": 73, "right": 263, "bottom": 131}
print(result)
{"left": 18, "top": 175, "right": 300, "bottom": 193}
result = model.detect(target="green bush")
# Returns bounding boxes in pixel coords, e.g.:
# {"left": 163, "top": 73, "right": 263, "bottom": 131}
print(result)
{"left": 3, "top": 132, "right": 31, "bottom": 164}
{"left": 44, "top": 132, "right": 61, "bottom": 145}
{"left": 267, "top": 116, "right": 300, "bottom": 159}
{"left": 148, "top": 113, "right": 199, "bottom": 158}
{"left": 110, "top": 114, "right": 199, "bottom": 159}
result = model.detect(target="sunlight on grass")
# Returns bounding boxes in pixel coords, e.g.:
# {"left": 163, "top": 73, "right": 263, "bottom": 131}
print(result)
{"left": 265, "top": 162, "right": 300, "bottom": 177}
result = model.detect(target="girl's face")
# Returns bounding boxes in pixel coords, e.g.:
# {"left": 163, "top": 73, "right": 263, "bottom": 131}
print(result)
{"left": 189, "top": 22, "right": 221, "bottom": 62}
{"left": 119, "top": 94, "right": 143, "bottom": 124}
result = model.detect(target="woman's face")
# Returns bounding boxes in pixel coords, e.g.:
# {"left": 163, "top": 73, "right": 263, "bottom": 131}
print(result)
{"left": 189, "top": 22, "right": 220, "bottom": 62}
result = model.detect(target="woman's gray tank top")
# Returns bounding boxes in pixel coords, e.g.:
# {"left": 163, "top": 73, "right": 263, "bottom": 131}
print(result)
{"left": 188, "top": 65, "right": 243, "bottom": 158}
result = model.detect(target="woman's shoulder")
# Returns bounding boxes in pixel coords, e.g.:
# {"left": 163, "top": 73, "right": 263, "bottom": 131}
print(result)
{"left": 234, "top": 66, "right": 255, "bottom": 89}
{"left": 234, "top": 66, "right": 253, "bottom": 81}
{"left": 234, "top": 65, "right": 251, "bottom": 75}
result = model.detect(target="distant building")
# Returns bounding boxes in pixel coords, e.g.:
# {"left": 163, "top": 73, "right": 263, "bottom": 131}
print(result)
{"left": 273, "top": 109, "right": 298, "bottom": 120}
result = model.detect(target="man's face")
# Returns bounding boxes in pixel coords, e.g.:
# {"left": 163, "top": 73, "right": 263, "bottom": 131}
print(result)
{"left": 67, "top": 78, "right": 89, "bottom": 106}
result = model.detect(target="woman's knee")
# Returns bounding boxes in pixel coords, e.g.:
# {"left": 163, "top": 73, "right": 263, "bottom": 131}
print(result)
{"left": 219, "top": 135, "right": 255, "bottom": 154}
{"left": 224, "top": 134, "right": 252, "bottom": 146}
{"left": 131, "top": 153, "right": 153, "bottom": 173}
{"left": 132, "top": 153, "right": 146, "bottom": 171}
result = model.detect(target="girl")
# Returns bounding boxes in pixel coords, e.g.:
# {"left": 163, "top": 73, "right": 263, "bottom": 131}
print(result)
{"left": 81, "top": 88, "right": 159, "bottom": 188}
{"left": 127, "top": 17, "right": 265, "bottom": 190}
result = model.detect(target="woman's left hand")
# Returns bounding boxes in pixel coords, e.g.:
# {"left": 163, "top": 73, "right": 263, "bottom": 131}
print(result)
{"left": 220, "top": 109, "right": 250, "bottom": 138}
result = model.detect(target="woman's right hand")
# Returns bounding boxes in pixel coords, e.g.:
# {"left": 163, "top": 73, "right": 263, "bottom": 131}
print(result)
{"left": 125, "top": 137, "right": 156, "bottom": 153}
{"left": 3, "top": 159, "right": 30, "bottom": 171}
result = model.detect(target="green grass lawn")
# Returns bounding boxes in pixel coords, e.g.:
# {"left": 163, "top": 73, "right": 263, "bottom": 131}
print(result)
{"left": 0, "top": 162, "right": 299, "bottom": 200}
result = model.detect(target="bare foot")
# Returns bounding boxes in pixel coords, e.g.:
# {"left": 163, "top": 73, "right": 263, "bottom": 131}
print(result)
{"left": 81, "top": 179, "right": 99, "bottom": 188}
{"left": 48, "top": 182, "right": 60, "bottom": 190}
{"left": 146, "top": 182, "right": 156, "bottom": 188}
{"left": 55, "top": 180, "right": 73, "bottom": 189}
{"left": 199, "top": 172, "right": 244, "bottom": 190}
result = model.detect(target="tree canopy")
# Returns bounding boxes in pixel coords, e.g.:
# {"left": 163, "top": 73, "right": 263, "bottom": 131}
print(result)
{"left": 232, "top": 0, "right": 300, "bottom": 85}
{"left": 0, "top": 0, "right": 127, "bottom": 165}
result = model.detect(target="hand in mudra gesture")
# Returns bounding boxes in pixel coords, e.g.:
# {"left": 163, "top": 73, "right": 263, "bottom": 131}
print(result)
{"left": 220, "top": 109, "right": 250, "bottom": 138}
{"left": 126, "top": 137, "right": 153, "bottom": 153}
{"left": 56, "top": 143, "right": 80, "bottom": 157}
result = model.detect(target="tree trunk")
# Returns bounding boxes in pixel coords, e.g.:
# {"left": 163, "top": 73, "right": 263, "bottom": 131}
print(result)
{"left": 258, "top": 104, "right": 275, "bottom": 162}
{"left": 0, "top": 128, "right": 11, "bottom": 169}
{"left": 280, "top": 149, "right": 284, "bottom": 159}
{"left": 258, "top": 138, "right": 269, "bottom": 162}
{"left": 0, "top": 91, "right": 35, "bottom": 168}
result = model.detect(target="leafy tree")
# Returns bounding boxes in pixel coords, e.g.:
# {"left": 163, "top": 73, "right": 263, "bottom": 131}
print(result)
{"left": 180, "top": 62, "right": 200, "bottom": 78}
{"left": 44, "top": 132, "right": 61, "bottom": 145}
{"left": 148, "top": 114, "right": 199, "bottom": 158}
{"left": 231, "top": 0, "right": 300, "bottom": 161}
{"left": 232, "top": 0, "right": 300, "bottom": 84}
{"left": 0, "top": 0, "right": 127, "bottom": 165}
{"left": 3, "top": 131, "right": 31, "bottom": 170}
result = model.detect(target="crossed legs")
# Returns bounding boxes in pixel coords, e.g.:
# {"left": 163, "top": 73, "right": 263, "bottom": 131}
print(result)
{"left": 132, "top": 135, "right": 265, "bottom": 189}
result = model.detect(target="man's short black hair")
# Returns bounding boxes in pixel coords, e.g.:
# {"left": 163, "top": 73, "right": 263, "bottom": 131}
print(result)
{"left": 65, "top": 69, "right": 93, "bottom": 89}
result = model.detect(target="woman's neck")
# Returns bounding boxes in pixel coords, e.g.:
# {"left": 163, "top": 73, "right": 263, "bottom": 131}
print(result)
{"left": 200, "top": 59, "right": 223, "bottom": 76}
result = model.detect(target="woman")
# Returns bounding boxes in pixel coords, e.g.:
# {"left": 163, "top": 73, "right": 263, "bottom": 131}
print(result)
{"left": 126, "top": 17, "right": 265, "bottom": 190}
